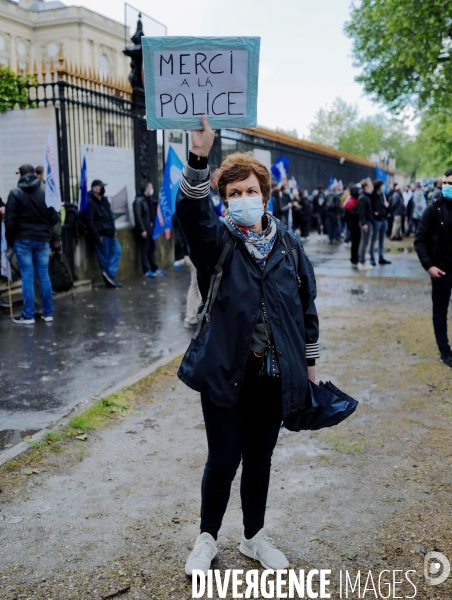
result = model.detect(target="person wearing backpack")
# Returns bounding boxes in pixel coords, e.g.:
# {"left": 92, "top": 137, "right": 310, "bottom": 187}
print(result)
{"left": 5, "top": 164, "right": 60, "bottom": 323}
{"left": 176, "top": 116, "right": 320, "bottom": 576}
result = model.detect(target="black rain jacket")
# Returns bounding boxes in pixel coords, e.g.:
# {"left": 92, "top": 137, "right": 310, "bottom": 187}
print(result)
{"left": 133, "top": 192, "right": 155, "bottom": 234}
{"left": 85, "top": 191, "right": 116, "bottom": 241}
{"left": 358, "top": 191, "right": 374, "bottom": 226}
{"left": 5, "top": 173, "right": 60, "bottom": 247}
{"left": 414, "top": 196, "right": 452, "bottom": 271}
{"left": 176, "top": 166, "right": 320, "bottom": 429}
{"left": 390, "top": 190, "right": 406, "bottom": 218}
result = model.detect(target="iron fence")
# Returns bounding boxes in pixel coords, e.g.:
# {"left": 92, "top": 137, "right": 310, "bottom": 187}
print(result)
{"left": 28, "top": 81, "right": 136, "bottom": 204}
{"left": 219, "top": 129, "right": 375, "bottom": 191}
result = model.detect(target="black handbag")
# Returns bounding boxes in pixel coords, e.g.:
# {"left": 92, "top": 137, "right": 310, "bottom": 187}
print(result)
{"left": 284, "top": 380, "right": 358, "bottom": 431}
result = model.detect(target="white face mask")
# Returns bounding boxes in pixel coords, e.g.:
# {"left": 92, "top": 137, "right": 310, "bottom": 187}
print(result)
{"left": 228, "top": 196, "right": 264, "bottom": 226}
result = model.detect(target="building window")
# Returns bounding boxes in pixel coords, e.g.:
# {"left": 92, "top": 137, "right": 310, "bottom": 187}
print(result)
{"left": 99, "top": 54, "right": 110, "bottom": 79}
{"left": 84, "top": 40, "right": 92, "bottom": 59}
{"left": 17, "top": 41, "right": 26, "bottom": 57}
{"left": 47, "top": 42, "right": 58, "bottom": 57}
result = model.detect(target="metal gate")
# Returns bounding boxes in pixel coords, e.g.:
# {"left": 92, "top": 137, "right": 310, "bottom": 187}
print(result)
{"left": 27, "top": 58, "right": 136, "bottom": 205}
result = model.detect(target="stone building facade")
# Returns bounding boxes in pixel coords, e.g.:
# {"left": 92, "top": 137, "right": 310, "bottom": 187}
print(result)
{"left": 0, "top": 0, "right": 129, "bottom": 81}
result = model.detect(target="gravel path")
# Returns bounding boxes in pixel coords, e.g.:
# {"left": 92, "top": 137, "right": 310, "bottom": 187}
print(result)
{"left": 1, "top": 275, "right": 451, "bottom": 599}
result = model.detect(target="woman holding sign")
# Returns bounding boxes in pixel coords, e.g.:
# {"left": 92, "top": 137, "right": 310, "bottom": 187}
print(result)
{"left": 177, "top": 117, "right": 320, "bottom": 575}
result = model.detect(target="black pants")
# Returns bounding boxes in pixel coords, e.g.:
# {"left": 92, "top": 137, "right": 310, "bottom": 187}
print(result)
{"left": 139, "top": 234, "right": 158, "bottom": 274}
{"left": 301, "top": 221, "right": 310, "bottom": 238}
{"left": 200, "top": 356, "right": 283, "bottom": 537}
{"left": 431, "top": 272, "right": 452, "bottom": 354}
{"left": 349, "top": 222, "right": 361, "bottom": 264}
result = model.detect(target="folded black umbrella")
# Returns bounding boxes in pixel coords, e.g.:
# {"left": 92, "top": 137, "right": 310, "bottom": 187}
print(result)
{"left": 284, "top": 381, "right": 358, "bottom": 431}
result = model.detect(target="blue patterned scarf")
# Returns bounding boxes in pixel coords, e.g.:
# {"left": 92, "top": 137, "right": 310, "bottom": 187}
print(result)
{"left": 224, "top": 214, "right": 278, "bottom": 268}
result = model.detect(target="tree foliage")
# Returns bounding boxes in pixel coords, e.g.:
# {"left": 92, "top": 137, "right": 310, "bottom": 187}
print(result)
{"left": 416, "top": 108, "right": 452, "bottom": 174}
{"left": 344, "top": 0, "right": 452, "bottom": 112}
{"left": 0, "top": 66, "right": 36, "bottom": 112}
{"left": 306, "top": 97, "right": 423, "bottom": 178}
{"left": 306, "top": 98, "right": 359, "bottom": 149}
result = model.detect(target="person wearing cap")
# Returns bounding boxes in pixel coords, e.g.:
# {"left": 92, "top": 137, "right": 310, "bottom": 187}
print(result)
{"left": 85, "top": 180, "right": 122, "bottom": 288}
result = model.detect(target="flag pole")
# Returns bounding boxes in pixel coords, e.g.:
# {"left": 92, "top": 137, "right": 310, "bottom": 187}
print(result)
{"left": 7, "top": 278, "right": 13, "bottom": 320}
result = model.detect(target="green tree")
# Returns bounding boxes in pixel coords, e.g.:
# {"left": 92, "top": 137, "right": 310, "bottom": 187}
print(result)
{"left": 307, "top": 98, "right": 359, "bottom": 148}
{"left": 345, "top": 0, "right": 452, "bottom": 112}
{"left": 0, "top": 66, "right": 36, "bottom": 112}
{"left": 306, "top": 97, "right": 423, "bottom": 178}
{"left": 415, "top": 108, "right": 452, "bottom": 175}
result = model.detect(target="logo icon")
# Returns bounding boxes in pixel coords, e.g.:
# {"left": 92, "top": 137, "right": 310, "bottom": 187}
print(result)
{"left": 424, "top": 551, "right": 450, "bottom": 586}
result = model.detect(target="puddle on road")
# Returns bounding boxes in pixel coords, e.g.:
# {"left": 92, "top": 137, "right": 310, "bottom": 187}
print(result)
{"left": 0, "top": 429, "right": 39, "bottom": 451}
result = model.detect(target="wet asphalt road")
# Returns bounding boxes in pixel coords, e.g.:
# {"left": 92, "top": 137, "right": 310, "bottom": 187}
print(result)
{"left": 0, "top": 269, "right": 193, "bottom": 450}
{"left": 0, "top": 233, "right": 426, "bottom": 452}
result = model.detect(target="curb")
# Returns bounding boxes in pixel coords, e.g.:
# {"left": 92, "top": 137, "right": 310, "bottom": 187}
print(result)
{"left": 0, "top": 343, "right": 187, "bottom": 467}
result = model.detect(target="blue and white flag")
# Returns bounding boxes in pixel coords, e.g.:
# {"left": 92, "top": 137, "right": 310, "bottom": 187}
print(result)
{"left": 153, "top": 146, "right": 184, "bottom": 240}
{"left": 328, "top": 173, "right": 335, "bottom": 189}
{"left": 375, "top": 161, "right": 386, "bottom": 183}
{"left": 0, "top": 222, "right": 12, "bottom": 281}
{"left": 271, "top": 155, "right": 289, "bottom": 184}
{"left": 79, "top": 156, "right": 89, "bottom": 213}
{"left": 44, "top": 132, "right": 61, "bottom": 211}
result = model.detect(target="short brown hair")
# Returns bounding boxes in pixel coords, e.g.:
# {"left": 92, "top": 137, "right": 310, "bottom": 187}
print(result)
{"left": 217, "top": 152, "right": 271, "bottom": 209}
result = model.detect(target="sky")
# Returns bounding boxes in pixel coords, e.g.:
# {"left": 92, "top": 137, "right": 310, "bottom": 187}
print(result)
{"left": 75, "top": 0, "right": 383, "bottom": 138}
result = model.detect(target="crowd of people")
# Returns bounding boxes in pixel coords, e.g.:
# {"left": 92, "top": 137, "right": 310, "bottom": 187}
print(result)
{"left": 0, "top": 165, "right": 170, "bottom": 324}
{"left": 267, "top": 178, "right": 441, "bottom": 271}
{"left": 0, "top": 159, "right": 449, "bottom": 375}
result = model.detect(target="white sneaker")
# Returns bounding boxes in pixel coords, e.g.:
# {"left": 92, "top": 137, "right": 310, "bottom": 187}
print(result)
{"left": 357, "top": 262, "right": 374, "bottom": 271}
{"left": 41, "top": 315, "right": 54, "bottom": 322}
{"left": 239, "top": 529, "right": 289, "bottom": 570}
{"left": 185, "top": 532, "right": 217, "bottom": 575}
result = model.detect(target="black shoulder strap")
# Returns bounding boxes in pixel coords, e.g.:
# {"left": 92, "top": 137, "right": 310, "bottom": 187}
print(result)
{"left": 192, "top": 228, "right": 234, "bottom": 340}
{"left": 283, "top": 231, "right": 301, "bottom": 288}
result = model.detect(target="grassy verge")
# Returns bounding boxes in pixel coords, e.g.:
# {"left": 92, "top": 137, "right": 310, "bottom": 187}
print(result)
{"left": 0, "top": 358, "right": 181, "bottom": 502}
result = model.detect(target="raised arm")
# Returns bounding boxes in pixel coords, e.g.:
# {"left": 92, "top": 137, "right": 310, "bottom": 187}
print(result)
{"left": 176, "top": 116, "right": 225, "bottom": 289}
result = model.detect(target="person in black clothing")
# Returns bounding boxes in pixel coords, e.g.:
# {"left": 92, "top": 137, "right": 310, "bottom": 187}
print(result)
{"left": 324, "top": 188, "right": 342, "bottom": 244}
{"left": 297, "top": 189, "right": 312, "bottom": 239}
{"left": 177, "top": 117, "right": 320, "bottom": 575}
{"left": 5, "top": 164, "right": 60, "bottom": 323}
{"left": 270, "top": 183, "right": 281, "bottom": 219}
{"left": 389, "top": 184, "right": 405, "bottom": 240}
{"left": 369, "top": 180, "right": 391, "bottom": 266}
{"left": 133, "top": 182, "right": 165, "bottom": 279}
{"left": 278, "top": 185, "right": 292, "bottom": 225}
{"left": 312, "top": 186, "right": 326, "bottom": 235}
{"left": 344, "top": 186, "right": 361, "bottom": 267}
{"left": 414, "top": 167, "right": 452, "bottom": 367}
{"left": 85, "top": 180, "right": 122, "bottom": 288}
{"left": 0, "top": 196, "right": 9, "bottom": 308}
{"left": 357, "top": 180, "right": 374, "bottom": 270}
